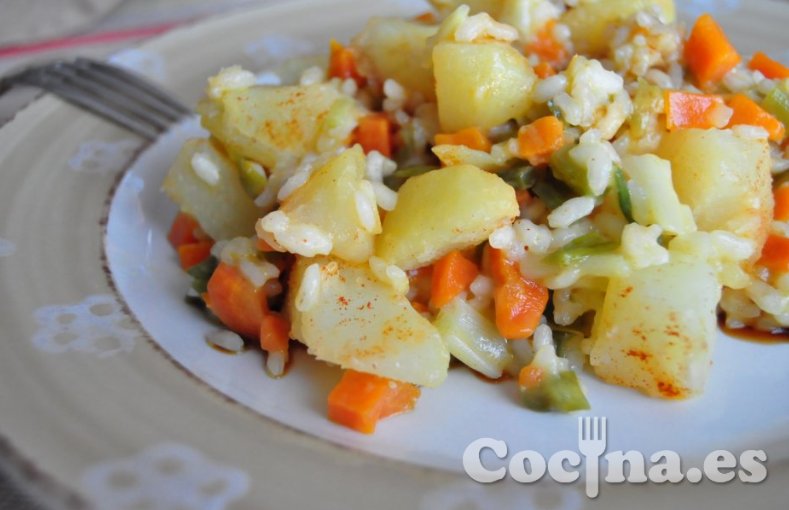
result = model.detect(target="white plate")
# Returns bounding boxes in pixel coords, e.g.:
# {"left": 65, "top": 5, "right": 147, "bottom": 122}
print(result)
{"left": 2, "top": 1, "right": 789, "bottom": 508}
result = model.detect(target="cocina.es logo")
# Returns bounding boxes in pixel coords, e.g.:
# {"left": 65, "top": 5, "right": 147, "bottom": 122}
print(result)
{"left": 463, "top": 417, "right": 768, "bottom": 498}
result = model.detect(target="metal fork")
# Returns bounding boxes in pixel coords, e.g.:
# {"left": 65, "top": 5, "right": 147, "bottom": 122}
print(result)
{"left": 578, "top": 416, "right": 607, "bottom": 498}
{"left": 0, "top": 57, "right": 192, "bottom": 140}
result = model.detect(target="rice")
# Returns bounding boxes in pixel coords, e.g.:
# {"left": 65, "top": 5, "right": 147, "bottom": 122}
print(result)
{"left": 550, "top": 219, "right": 594, "bottom": 249}
{"left": 383, "top": 79, "right": 406, "bottom": 112}
{"left": 533, "top": 324, "right": 553, "bottom": 349}
{"left": 190, "top": 152, "right": 221, "bottom": 186}
{"left": 365, "top": 150, "right": 397, "bottom": 182}
{"left": 295, "top": 262, "right": 322, "bottom": 312}
{"left": 239, "top": 259, "right": 280, "bottom": 288}
{"left": 206, "top": 330, "right": 245, "bottom": 353}
{"left": 256, "top": 211, "right": 333, "bottom": 257}
{"left": 455, "top": 13, "right": 519, "bottom": 43}
{"left": 277, "top": 159, "right": 315, "bottom": 200}
{"left": 266, "top": 351, "right": 287, "bottom": 377}
{"left": 299, "top": 65, "right": 325, "bottom": 86}
{"left": 733, "top": 124, "right": 769, "bottom": 140}
{"left": 340, "top": 77, "right": 358, "bottom": 96}
{"left": 207, "top": 65, "right": 256, "bottom": 98}
{"left": 708, "top": 103, "right": 733, "bottom": 129}
{"left": 369, "top": 257, "right": 409, "bottom": 294}
{"left": 489, "top": 225, "right": 517, "bottom": 250}
{"left": 620, "top": 223, "right": 669, "bottom": 269}
{"left": 372, "top": 181, "right": 398, "bottom": 211}
{"left": 513, "top": 219, "right": 553, "bottom": 254}
{"left": 534, "top": 74, "right": 568, "bottom": 103}
{"left": 354, "top": 181, "right": 379, "bottom": 233}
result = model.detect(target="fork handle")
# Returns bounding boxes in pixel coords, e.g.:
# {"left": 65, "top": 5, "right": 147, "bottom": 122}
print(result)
{"left": 585, "top": 455, "right": 600, "bottom": 498}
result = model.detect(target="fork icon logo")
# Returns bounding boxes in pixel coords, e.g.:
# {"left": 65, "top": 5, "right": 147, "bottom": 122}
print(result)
{"left": 578, "top": 416, "right": 607, "bottom": 498}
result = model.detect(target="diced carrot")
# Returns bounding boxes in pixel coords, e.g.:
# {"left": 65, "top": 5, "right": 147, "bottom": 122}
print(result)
{"left": 434, "top": 127, "right": 492, "bottom": 152}
{"left": 525, "top": 20, "right": 569, "bottom": 67}
{"left": 206, "top": 262, "right": 268, "bottom": 339}
{"left": 259, "top": 313, "right": 290, "bottom": 353}
{"left": 485, "top": 246, "right": 519, "bottom": 285}
{"left": 517, "top": 116, "right": 565, "bottom": 166}
{"left": 774, "top": 185, "right": 789, "bottom": 222}
{"left": 534, "top": 61, "right": 556, "bottom": 79}
{"left": 167, "top": 212, "right": 200, "bottom": 248}
{"left": 355, "top": 114, "right": 392, "bottom": 157}
{"left": 664, "top": 90, "right": 725, "bottom": 130}
{"left": 430, "top": 250, "right": 480, "bottom": 308}
{"left": 177, "top": 240, "right": 213, "bottom": 271}
{"left": 494, "top": 276, "right": 549, "bottom": 339}
{"left": 684, "top": 14, "right": 741, "bottom": 86}
{"left": 486, "top": 248, "right": 548, "bottom": 339}
{"left": 328, "top": 39, "right": 365, "bottom": 86}
{"left": 748, "top": 51, "right": 789, "bottom": 80}
{"left": 757, "top": 234, "right": 789, "bottom": 273}
{"left": 518, "top": 364, "right": 545, "bottom": 390}
{"left": 727, "top": 94, "right": 785, "bottom": 142}
{"left": 414, "top": 11, "right": 436, "bottom": 23}
{"left": 327, "top": 370, "right": 420, "bottom": 434}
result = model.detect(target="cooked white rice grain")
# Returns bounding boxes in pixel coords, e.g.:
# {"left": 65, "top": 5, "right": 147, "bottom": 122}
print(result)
{"left": 239, "top": 259, "right": 280, "bottom": 288}
{"left": 544, "top": 266, "right": 582, "bottom": 289}
{"left": 620, "top": 223, "right": 669, "bottom": 269}
{"left": 533, "top": 323, "right": 554, "bottom": 349}
{"left": 191, "top": 152, "right": 221, "bottom": 186}
{"left": 455, "top": 12, "right": 518, "bottom": 42}
{"left": 645, "top": 68, "right": 674, "bottom": 89}
{"left": 299, "top": 65, "right": 325, "bottom": 86}
{"left": 295, "top": 262, "right": 322, "bottom": 312}
{"left": 550, "top": 219, "right": 594, "bottom": 249}
{"left": 365, "top": 150, "right": 397, "bottom": 182}
{"left": 341, "top": 77, "right": 358, "bottom": 96}
{"left": 206, "top": 330, "right": 245, "bottom": 353}
{"left": 372, "top": 181, "right": 398, "bottom": 211}
{"left": 489, "top": 225, "right": 517, "bottom": 250}
{"left": 733, "top": 124, "right": 769, "bottom": 140}
{"left": 709, "top": 103, "right": 733, "bottom": 129}
{"left": 534, "top": 74, "right": 568, "bottom": 103}
{"left": 257, "top": 211, "right": 333, "bottom": 257}
{"left": 369, "top": 256, "right": 409, "bottom": 294}
{"left": 354, "top": 181, "right": 379, "bottom": 233}
{"left": 207, "top": 66, "right": 256, "bottom": 98}
{"left": 569, "top": 142, "right": 612, "bottom": 196}
{"left": 266, "top": 351, "right": 287, "bottom": 377}
{"left": 514, "top": 219, "right": 553, "bottom": 254}
{"left": 383, "top": 79, "right": 406, "bottom": 111}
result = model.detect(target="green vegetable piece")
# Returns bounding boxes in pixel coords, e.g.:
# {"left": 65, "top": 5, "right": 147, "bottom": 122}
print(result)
{"left": 187, "top": 255, "right": 218, "bottom": 294}
{"left": 239, "top": 160, "right": 268, "bottom": 198}
{"left": 762, "top": 84, "right": 789, "bottom": 128}
{"left": 613, "top": 166, "right": 634, "bottom": 223}
{"left": 384, "top": 165, "right": 438, "bottom": 190}
{"left": 532, "top": 173, "right": 575, "bottom": 210}
{"left": 546, "top": 232, "right": 617, "bottom": 267}
{"left": 550, "top": 144, "right": 591, "bottom": 195}
{"left": 499, "top": 165, "right": 536, "bottom": 190}
{"left": 521, "top": 370, "right": 590, "bottom": 413}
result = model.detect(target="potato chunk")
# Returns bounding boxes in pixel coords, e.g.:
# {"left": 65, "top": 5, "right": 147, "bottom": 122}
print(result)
{"left": 561, "top": 0, "right": 676, "bottom": 56}
{"left": 375, "top": 165, "right": 518, "bottom": 270}
{"left": 589, "top": 256, "right": 721, "bottom": 399}
{"left": 199, "top": 84, "right": 346, "bottom": 168}
{"left": 433, "top": 41, "right": 536, "bottom": 132}
{"left": 656, "top": 128, "right": 773, "bottom": 252}
{"left": 352, "top": 17, "right": 438, "bottom": 100}
{"left": 287, "top": 256, "right": 450, "bottom": 387}
{"left": 162, "top": 138, "right": 260, "bottom": 240}
{"left": 280, "top": 146, "right": 379, "bottom": 263}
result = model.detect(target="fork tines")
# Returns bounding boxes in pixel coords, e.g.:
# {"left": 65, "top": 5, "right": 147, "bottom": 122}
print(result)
{"left": 1, "top": 58, "right": 191, "bottom": 140}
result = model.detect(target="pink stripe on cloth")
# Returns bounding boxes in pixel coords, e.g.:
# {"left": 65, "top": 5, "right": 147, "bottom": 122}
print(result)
{"left": 0, "top": 22, "right": 184, "bottom": 59}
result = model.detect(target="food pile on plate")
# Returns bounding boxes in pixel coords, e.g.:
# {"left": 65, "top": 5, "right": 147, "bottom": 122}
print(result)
{"left": 162, "top": 0, "right": 789, "bottom": 433}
